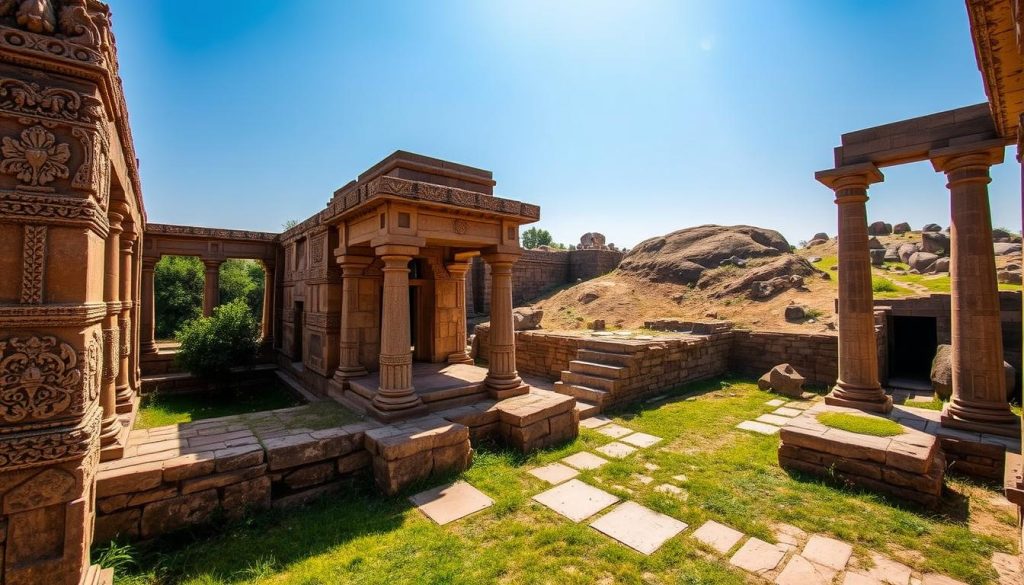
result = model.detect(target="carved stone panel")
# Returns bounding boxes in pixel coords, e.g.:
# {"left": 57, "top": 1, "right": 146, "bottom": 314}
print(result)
{"left": 0, "top": 334, "right": 86, "bottom": 427}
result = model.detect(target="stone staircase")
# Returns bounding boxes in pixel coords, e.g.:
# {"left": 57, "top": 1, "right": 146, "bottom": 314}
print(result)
{"left": 555, "top": 340, "right": 637, "bottom": 418}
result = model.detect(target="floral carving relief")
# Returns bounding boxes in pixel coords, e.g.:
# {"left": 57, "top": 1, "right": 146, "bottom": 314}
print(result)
{"left": 0, "top": 78, "right": 101, "bottom": 123}
{"left": 19, "top": 223, "right": 46, "bottom": 304}
{"left": 1, "top": 124, "right": 71, "bottom": 187}
{"left": 0, "top": 335, "right": 81, "bottom": 423}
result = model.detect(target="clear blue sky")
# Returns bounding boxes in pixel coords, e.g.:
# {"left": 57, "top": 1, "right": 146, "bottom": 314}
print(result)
{"left": 110, "top": 0, "right": 1021, "bottom": 248}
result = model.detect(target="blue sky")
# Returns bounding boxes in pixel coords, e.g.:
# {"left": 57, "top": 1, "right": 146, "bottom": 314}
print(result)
{"left": 110, "top": 0, "right": 1021, "bottom": 248}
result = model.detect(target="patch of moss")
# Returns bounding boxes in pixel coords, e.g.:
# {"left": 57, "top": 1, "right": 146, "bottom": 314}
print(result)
{"left": 817, "top": 412, "right": 904, "bottom": 437}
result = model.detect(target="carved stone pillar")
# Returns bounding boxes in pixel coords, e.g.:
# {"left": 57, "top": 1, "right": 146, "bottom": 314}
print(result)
{"left": 370, "top": 247, "right": 425, "bottom": 420}
{"left": 260, "top": 260, "right": 274, "bottom": 342}
{"left": 202, "top": 259, "right": 222, "bottom": 317}
{"left": 446, "top": 260, "right": 474, "bottom": 365}
{"left": 100, "top": 210, "right": 123, "bottom": 447}
{"left": 140, "top": 257, "right": 158, "bottom": 353}
{"left": 815, "top": 165, "right": 892, "bottom": 413}
{"left": 932, "top": 144, "right": 1020, "bottom": 437}
{"left": 130, "top": 241, "right": 141, "bottom": 388}
{"left": 483, "top": 253, "right": 529, "bottom": 399}
{"left": 332, "top": 255, "right": 372, "bottom": 387}
{"left": 115, "top": 229, "right": 136, "bottom": 413}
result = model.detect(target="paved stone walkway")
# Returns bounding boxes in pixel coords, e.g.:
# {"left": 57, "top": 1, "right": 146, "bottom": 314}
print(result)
{"left": 736, "top": 397, "right": 817, "bottom": 435}
{"left": 408, "top": 412, "right": 1016, "bottom": 583}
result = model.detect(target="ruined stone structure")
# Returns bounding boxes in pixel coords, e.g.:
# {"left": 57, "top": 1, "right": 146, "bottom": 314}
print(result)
{"left": 0, "top": 1, "right": 144, "bottom": 582}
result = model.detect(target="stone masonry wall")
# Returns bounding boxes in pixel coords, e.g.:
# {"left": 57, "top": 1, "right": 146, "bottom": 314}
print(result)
{"left": 473, "top": 326, "right": 583, "bottom": 381}
{"left": 94, "top": 410, "right": 378, "bottom": 543}
{"left": 729, "top": 330, "right": 839, "bottom": 387}
{"left": 468, "top": 248, "right": 623, "bottom": 314}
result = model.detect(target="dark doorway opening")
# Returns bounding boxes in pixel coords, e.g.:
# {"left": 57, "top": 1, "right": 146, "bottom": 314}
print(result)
{"left": 889, "top": 316, "right": 937, "bottom": 382}
{"left": 293, "top": 301, "right": 303, "bottom": 362}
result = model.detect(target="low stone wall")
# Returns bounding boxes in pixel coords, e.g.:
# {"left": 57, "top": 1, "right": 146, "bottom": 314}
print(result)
{"left": 729, "top": 330, "right": 839, "bottom": 387}
{"left": 364, "top": 416, "right": 472, "bottom": 495}
{"left": 473, "top": 326, "right": 582, "bottom": 381}
{"left": 438, "top": 391, "right": 578, "bottom": 452}
{"left": 94, "top": 408, "right": 379, "bottom": 543}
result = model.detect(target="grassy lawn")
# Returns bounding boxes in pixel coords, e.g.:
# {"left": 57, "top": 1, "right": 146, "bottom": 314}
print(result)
{"left": 104, "top": 378, "right": 1017, "bottom": 585}
{"left": 812, "top": 253, "right": 1021, "bottom": 293}
{"left": 134, "top": 382, "right": 305, "bottom": 429}
{"left": 817, "top": 412, "right": 904, "bottom": 436}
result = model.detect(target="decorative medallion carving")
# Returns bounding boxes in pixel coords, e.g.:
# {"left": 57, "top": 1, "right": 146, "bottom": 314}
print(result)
{"left": 311, "top": 233, "right": 326, "bottom": 266}
{"left": 0, "top": 78, "right": 101, "bottom": 123}
{"left": 19, "top": 223, "right": 45, "bottom": 304}
{"left": 0, "top": 124, "right": 71, "bottom": 188}
{"left": 0, "top": 334, "right": 81, "bottom": 423}
{"left": 453, "top": 219, "right": 468, "bottom": 235}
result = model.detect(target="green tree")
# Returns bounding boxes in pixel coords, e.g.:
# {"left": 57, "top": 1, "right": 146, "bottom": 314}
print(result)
{"left": 282, "top": 219, "right": 299, "bottom": 231}
{"left": 154, "top": 256, "right": 203, "bottom": 339}
{"left": 219, "top": 259, "right": 265, "bottom": 322}
{"left": 521, "top": 227, "right": 554, "bottom": 249}
{"left": 175, "top": 300, "right": 260, "bottom": 381}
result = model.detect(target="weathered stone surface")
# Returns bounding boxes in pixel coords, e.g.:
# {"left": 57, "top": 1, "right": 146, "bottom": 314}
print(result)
{"left": 513, "top": 307, "right": 544, "bottom": 330}
{"left": 908, "top": 251, "right": 939, "bottom": 272}
{"left": 140, "top": 490, "right": 219, "bottom": 538}
{"left": 561, "top": 451, "right": 609, "bottom": 470}
{"left": 589, "top": 501, "right": 687, "bottom": 555}
{"left": 284, "top": 463, "right": 335, "bottom": 490}
{"left": 802, "top": 535, "right": 852, "bottom": 570}
{"left": 94, "top": 509, "right": 141, "bottom": 544}
{"left": 529, "top": 463, "right": 579, "bottom": 485}
{"left": 532, "top": 479, "right": 619, "bottom": 522}
{"left": 409, "top": 481, "right": 493, "bottom": 525}
{"left": 784, "top": 305, "right": 807, "bottom": 321}
{"left": 922, "top": 231, "right": 949, "bottom": 255}
{"left": 758, "top": 363, "right": 806, "bottom": 397}
{"left": 893, "top": 222, "right": 911, "bottom": 234}
{"left": 922, "top": 223, "right": 942, "bottom": 232}
{"left": 729, "top": 537, "right": 786, "bottom": 574}
{"left": 932, "top": 343, "right": 1015, "bottom": 401}
{"left": 222, "top": 476, "right": 271, "bottom": 517}
{"left": 181, "top": 465, "right": 266, "bottom": 495}
{"left": 97, "top": 462, "right": 164, "bottom": 497}
{"left": 691, "top": 520, "right": 744, "bottom": 554}
{"left": 776, "top": 554, "right": 837, "bottom": 585}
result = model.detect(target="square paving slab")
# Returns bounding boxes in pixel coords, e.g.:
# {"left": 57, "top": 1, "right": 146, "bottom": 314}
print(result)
{"left": 596, "top": 441, "right": 637, "bottom": 459}
{"left": 775, "top": 554, "right": 837, "bottom": 585}
{"left": 597, "top": 423, "right": 633, "bottom": 438}
{"left": 736, "top": 421, "right": 781, "bottom": 435}
{"left": 409, "top": 481, "right": 494, "bottom": 525}
{"left": 691, "top": 520, "right": 744, "bottom": 554}
{"left": 532, "top": 479, "right": 619, "bottom": 522}
{"left": 561, "top": 451, "right": 609, "bottom": 470}
{"left": 620, "top": 432, "right": 662, "bottom": 448}
{"left": 766, "top": 399, "right": 787, "bottom": 407}
{"left": 755, "top": 413, "right": 794, "bottom": 426}
{"left": 772, "top": 407, "right": 803, "bottom": 417}
{"left": 528, "top": 462, "right": 579, "bottom": 485}
{"left": 579, "top": 415, "right": 612, "bottom": 429}
{"left": 729, "top": 537, "right": 786, "bottom": 575}
{"left": 859, "top": 553, "right": 911, "bottom": 585}
{"left": 801, "top": 535, "right": 852, "bottom": 570}
{"left": 589, "top": 501, "right": 688, "bottom": 555}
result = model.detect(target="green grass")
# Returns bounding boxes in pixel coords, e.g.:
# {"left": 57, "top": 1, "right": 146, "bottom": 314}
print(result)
{"left": 134, "top": 383, "right": 305, "bottom": 429}
{"left": 817, "top": 412, "right": 904, "bottom": 437}
{"left": 106, "top": 378, "right": 1016, "bottom": 585}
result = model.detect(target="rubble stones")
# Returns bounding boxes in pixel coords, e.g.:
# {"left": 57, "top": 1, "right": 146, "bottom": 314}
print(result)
{"left": 757, "top": 363, "right": 806, "bottom": 397}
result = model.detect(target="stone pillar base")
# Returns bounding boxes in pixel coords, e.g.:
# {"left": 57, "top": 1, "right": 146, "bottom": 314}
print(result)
{"left": 114, "top": 384, "right": 134, "bottom": 414}
{"left": 824, "top": 386, "right": 892, "bottom": 414}
{"left": 486, "top": 380, "right": 530, "bottom": 400}
{"left": 447, "top": 352, "right": 474, "bottom": 365}
{"left": 366, "top": 402, "right": 429, "bottom": 423}
{"left": 941, "top": 404, "right": 1021, "bottom": 438}
{"left": 139, "top": 341, "right": 158, "bottom": 354}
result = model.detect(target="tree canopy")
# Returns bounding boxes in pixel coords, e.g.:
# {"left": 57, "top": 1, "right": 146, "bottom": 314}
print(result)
{"left": 521, "top": 227, "right": 567, "bottom": 250}
{"left": 154, "top": 256, "right": 265, "bottom": 339}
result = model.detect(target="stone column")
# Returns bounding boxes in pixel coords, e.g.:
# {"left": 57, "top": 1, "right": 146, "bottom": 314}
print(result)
{"left": 446, "top": 260, "right": 474, "bottom": 365}
{"left": 370, "top": 247, "right": 425, "bottom": 419}
{"left": 100, "top": 209, "right": 123, "bottom": 446}
{"left": 202, "top": 259, "right": 222, "bottom": 317}
{"left": 130, "top": 244, "right": 142, "bottom": 388}
{"left": 140, "top": 257, "right": 158, "bottom": 353}
{"left": 482, "top": 253, "right": 529, "bottom": 399}
{"left": 115, "top": 230, "right": 136, "bottom": 413}
{"left": 260, "top": 260, "right": 274, "bottom": 342}
{"left": 332, "top": 255, "right": 372, "bottom": 387}
{"left": 815, "top": 164, "right": 892, "bottom": 413}
{"left": 932, "top": 144, "right": 1020, "bottom": 437}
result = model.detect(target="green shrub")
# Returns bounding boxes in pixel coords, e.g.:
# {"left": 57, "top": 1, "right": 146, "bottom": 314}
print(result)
{"left": 154, "top": 256, "right": 204, "bottom": 338}
{"left": 175, "top": 300, "right": 260, "bottom": 380}
{"left": 871, "top": 277, "right": 898, "bottom": 293}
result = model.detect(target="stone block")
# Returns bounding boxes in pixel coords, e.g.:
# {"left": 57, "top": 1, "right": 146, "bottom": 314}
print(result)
{"left": 337, "top": 450, "right": 372, "bottom": 475}
{"left": 222, "top": 476, "right": 271, "bottom": 518}
{"left": 96, "top": 495, "right": 129, "bottom": 515}
{"left": 373, "top": 452, "right": 433, "bottom": 496}
{"left": 96, "top": 461, "right": 164, "bottom": 497}
{"left": 162, "top": 452, "right": 217, "bottom": 482}
{"left": 433, "top": 440, "right": 472, "bottom": 475}
{"left": 181, "top": 465, "right": 266, "bottom": 495}
{"left": 284, "top": 462, "right": 335, "bottom": 490}
{"left": 140, "top": 489, "right": 219, "bottom": 538}
{"left": 126, "top": 487, "right": 179, "bottom": 507}
{"left": 94, "top": 509, "right": 140, "bottom": 544}
{"left": 265, "top": 433, "right": 342, "bottom": 471}
{"left": 214, "top": 444, "right": 265, "bottom": 472}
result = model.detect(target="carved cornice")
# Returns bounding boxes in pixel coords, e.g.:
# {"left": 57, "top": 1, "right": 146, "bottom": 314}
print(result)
{"left": 0, "top": 404, "right": 100, "bottom": 471}
{"left": 146, "top": 222, "right": 279, "bottom": 242}
{"left": 0, "top": 301, "right": 107, "bottom": 326}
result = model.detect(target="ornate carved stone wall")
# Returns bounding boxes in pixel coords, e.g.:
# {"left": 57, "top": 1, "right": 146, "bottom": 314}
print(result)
{"left": 0, "top": 2, "right": 144, "bottom": 583}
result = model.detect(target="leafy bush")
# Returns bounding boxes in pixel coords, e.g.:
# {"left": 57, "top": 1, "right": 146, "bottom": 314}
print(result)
{"left": 219, "top": 259, "right": 265, "bottom": 320}
{"left": 176, "top": 300, "right": 260, "bottom": 380}
{"left": 154, "top": 256, "right": 204, "bottom": 338}
{"left": 871, "top": 277, "right": 898, "bottom": 293}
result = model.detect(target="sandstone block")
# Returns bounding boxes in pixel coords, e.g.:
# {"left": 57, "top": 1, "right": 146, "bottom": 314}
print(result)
{"left": 337, "top": 451, "right": 372, "bottom": 475}
{"left": 141, "top": 489, "right": 219, "bottom": 538}
{"left": 97, "top": 461, "right": 164, "bottom": 497}
{"left": 181, "top": 465, "right": 266, "bottom": 495}
{"left": 222, "top": 476, "right": 271, "bottom": 518}
{"left": 284, "top": 462, "right": 336, "bottom": 490}
{"left": 214, "top": 444, "right": 264, "bottom": 472}
{"left": 162, "top": 452, "right": 217, "bottom": 482}
{"left": 94, "top": 509, "right": 140, "bottom": 544}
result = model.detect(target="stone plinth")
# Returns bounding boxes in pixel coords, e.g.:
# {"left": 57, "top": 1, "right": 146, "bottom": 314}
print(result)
{"left": 778, "top": 404, "right": 944, "bottom": 508}
{"left": 364, "top": 416, "right": 472, "bottom": 495}
{"left": 495, "top": 391, "right": 579, "bottom": 452}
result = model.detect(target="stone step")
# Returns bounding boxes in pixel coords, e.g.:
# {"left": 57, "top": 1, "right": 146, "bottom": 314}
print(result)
{"left": 561, "top": 371, "right": 621, "bottom": 393}
{"left": 574, "top": 400, "right": 601, "bottom": 419}
{"left": 555, "top": 380, "right": 608, "bottom": 405}
{"left": 569, "top": 359, "right": 629, "bottom": 379}
{"left": 579, "top": 337, "right": 643, "bottom": 354}
{"left": 577, "top": 348, "right": 635, "bottom": 367}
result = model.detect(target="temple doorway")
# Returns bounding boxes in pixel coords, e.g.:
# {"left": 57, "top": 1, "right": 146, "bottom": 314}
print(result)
{"left": 888, "top": 316, "right": 938, "bottom": 386}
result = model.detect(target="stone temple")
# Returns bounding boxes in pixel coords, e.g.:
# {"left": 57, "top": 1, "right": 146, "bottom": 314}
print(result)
{"left": 0, "top": 1, "right": 1020, "bottom": 584}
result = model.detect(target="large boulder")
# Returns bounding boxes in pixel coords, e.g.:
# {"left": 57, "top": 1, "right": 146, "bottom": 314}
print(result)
{"left": 908, "top": 251, "right": 939, "bottom": 272}
{"left": 757, "top": 363, "right": 806, "bottom": 397}
{"left": 868, "top": 221, "right": 892, "bottom": 236}
{"left": 867, "top": 236, "right": 885, "bottom": 250}
{"left": 922, "top": 223, "right": 942, "bottom": 232}
{"left": 811, "top": 232, "right": 829, "bottom": 241}
{"left": 893, "top": 222, "right": 911, "bottom": 234}
{"left": 579, "top": 232, "right": 608, "bottom": 250}
{"left": 921, "top": 232, "right": 949, "bottom": 255}
{"left": 869, "top": 249, "right": 886, "bottom": 266}
{"left": 994, "top": 242, "right": 1022, "bottom": 256}
{"left": 618, "top": 225, "right": 791, "bottom": 285}
{"left": 513, "top": 307, "right": 543, "bottom": 330}
{"left": 784, "top": 305, "right": 807, "bottom": 321}
{"left": 998, "top": 267, "right": 1022, "bottom": 284}
{"left": 932, "top": 257, "right": 949, "bottom": 273}
{"left": 712, "top": 255, "right": 818, "bottom": 298}
{"left": 897, "top": 243, "right": 920, "bottom": 264}
{"left": 932, "top": 344, "right": 1017, "bottom": 400}
{"left": 992, "top": 228, "right": 1021, "bottom": 243}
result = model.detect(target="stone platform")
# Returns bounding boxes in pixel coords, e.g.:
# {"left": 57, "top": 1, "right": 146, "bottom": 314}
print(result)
{"left": 779, "top": 404, "right": 945, "bottom": 508}
{"left": 339, "top": 363, "right": 489, "bottom": 415}
{"left": 438, "top": 389, "right": 578, "bottom": 452}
